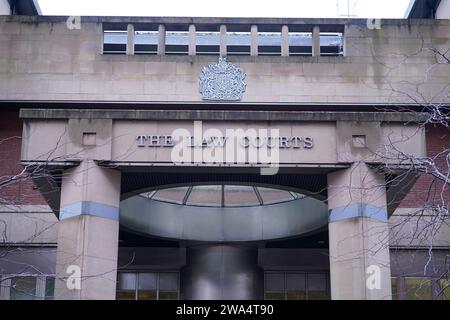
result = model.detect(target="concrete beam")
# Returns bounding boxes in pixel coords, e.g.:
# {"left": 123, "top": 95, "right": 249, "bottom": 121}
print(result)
{"left": 19, "top": 108, "right": 431, "bottom": 123}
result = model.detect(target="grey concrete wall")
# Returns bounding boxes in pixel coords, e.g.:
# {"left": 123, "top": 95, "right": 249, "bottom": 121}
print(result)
{"left": 0, "top": 205, "right": 58, "bottom": 244}
{"left": 0, "top": 17, "right": 449, "bottom": 104}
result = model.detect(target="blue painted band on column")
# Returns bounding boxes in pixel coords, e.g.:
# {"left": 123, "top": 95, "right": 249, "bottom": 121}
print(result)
{"left": 59, "top": 201, "right": 119, "bottom": 220}
{"left": 329, "top": 203, "right": 388, "bottom": 223}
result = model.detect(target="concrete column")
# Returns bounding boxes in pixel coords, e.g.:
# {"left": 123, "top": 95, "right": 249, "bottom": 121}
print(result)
{"left": 219, "top": 24, "right": 227, "bottom": 57}
{"left": 250, "top": 25, "right": 258, "bottom": 56}
{"left": 188, "top": 24, "right": 196, "bottom": 56}
{"left": 327, "top": 162, "right": 392, "bottom": 300}
{"left": 342, "top": 24, "right": 348, "bottom": 57}
{"left": 157, "top": 24, "right": 166, "bottom": 55}
{"left": 54, "top": 160, "right": 121, "bottom": 300}
{"left": 312, "top": 25, "right": 320, "bottom": 57}
{"left": 126, "top": 24, "right": 135, "bottom": 56}
{"left": 281, "top": 25, "right": 289, "bottom": 57}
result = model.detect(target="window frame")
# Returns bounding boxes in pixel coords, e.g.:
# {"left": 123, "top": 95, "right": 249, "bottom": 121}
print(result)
{"left": 263, "top": 270, "right": 330, "bottom": 300}
{"left": 116, "top": 271, "right": 180, "bottom": 300}
{"left": 0, "top": 274, "right": 55, "bottom": 300}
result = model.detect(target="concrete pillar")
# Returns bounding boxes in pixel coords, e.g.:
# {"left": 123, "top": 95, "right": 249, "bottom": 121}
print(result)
{"left": 126, "top": 24, "right": 135, "bottom": 55}
{"left": 250, "top": 25, "right": 258, "bottom": 56}
{"left": 157, "top": 24, "right": 166, "bottom": 56}
{"left": 342, "top": 24, "right": 348, "bottom": 57}
{"left": 54, "top": 160, "right": 121, "bottom": 300}
{"left": 188, "top": 24, "right": 196, "bottom": 56}
{"left": 281, "top": 25, "right": 289, "bottom": 57}
{"left": 219, "top": 24, "right": 227, "bottom": 57}
{"left": 327, "top": 162, "right": 392, "bottom": 300}
{"left": 312, "top": 25, "right": 320, "bottom": 57}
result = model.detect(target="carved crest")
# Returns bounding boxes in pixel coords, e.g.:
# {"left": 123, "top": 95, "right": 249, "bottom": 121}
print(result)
{"left": 199, "top": 57, "right": 246, "bottom": 101}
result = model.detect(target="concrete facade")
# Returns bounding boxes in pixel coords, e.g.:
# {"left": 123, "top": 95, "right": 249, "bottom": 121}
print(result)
{"left": 17, "top": 108, "right": 428, "bottom": 300}
{"left": 0, "top": 17, "right": 448, "bottom": 104}
{"left": 0, "top": 16, "right": 449, "bottom": 300}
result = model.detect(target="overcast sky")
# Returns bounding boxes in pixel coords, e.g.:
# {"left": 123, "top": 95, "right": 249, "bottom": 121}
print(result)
{"left": 37, "top": 0, "right": 413, "bottom": 18}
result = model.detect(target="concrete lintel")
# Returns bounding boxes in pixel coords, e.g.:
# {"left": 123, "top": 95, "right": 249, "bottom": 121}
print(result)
{"left": 19, "top": 109, "right": 429, "bottom": 122}
{"left": 2, "top": 15, "right": 448, "bottom": 29}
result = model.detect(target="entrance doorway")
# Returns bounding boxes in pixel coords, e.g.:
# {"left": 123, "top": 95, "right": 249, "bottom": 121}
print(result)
{"left": 118, "top": 179, "right": 330, "bottom": 300}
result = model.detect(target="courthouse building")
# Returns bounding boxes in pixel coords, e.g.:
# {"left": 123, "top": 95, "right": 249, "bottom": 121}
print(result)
{"left": 0, "top": 0, "right": 449, "bottom": 300}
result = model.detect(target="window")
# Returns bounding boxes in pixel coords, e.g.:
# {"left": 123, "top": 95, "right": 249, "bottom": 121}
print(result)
{"left": 137, "top": 273, "right": 157, "bottom": 300}
{"left": 391, "top": 277, "right": 398, "bottom": 300}
{"left": 116, "top": 272, "right": 179, "bottom": 300}
{"left": 286, "top": 273, "right": 306, "bottom": 300}
{"left": 101, "top": 23, "right": 346, "bottom": 57}
{"left": 264, "top": 271, "right": 329, "bottom": 300}
{"left": 135, "top": 30, "right": 158, "bottom": 55}
{"left": 405, "top": 278, "right": 433, "bottom": 300}
{"left": 258, "top": 32, "right": 281, "bottom": 56}
{"left": 0, "top": 275, "right": 55, "bottom": 300}
{"left": 103, "top": 29, "right": 127, "bottom": 54}
{"left": 320, "top": 32, "right": 343, "bottom": 56}
{"left": 439, "top": 279, "right": 450, "bottom": 300}
{"left": 289, "top": 32, "right": 312, "bottom": 56}
{"left": 116, "top": 273, "right": 136, "bottom": 300}
{"left": 186, "top": 185, "right": 222, "bottom": 207}
{"left": 391, "top": 276, "right": 450, "bottom": 300}
{"left": 196, "top": 31, "right": 220, "bottom": 55}
{"left": 159, "top": 273, "right": 179, "bottom": 300}
{"left": 257, "top": 187, "right": 295, "bottom": 204}
{"left": 151, "top": 186, "right": 190, "bottom": 204}
{"left": 265, "top": 272, "right": 285, "bottom": 300}
{"left": 144, "top": 185, "right": 304, "bottom": 208}
{"left": 44, "top": 277, "right": 55, "bottom": 300}
{"left": 10, "top": 277, "right": 37, "bottom": 300}
{"left": 307, "top": 273, "right": 328, "bottom": 300}
{"left": 224, "top": 185, "right": 260, "bottom": 207}
{"left": 166, "top": 30, "right": 189, "bottom": 55}
{"left": 227, "top": 32, "right": 251, "bottom": 55}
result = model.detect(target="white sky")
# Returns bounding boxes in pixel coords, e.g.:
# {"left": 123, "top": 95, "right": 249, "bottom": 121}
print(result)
{"left": 37, "top": 0, "right": 413, "bottom": 18}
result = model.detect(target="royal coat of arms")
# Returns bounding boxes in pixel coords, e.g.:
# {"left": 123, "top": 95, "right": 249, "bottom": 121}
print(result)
{"left": 199, "top": 57, "right": 246, "bottom": 101}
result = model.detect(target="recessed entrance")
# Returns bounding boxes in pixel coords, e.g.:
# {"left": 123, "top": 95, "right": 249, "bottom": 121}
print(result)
{"left": 119, "top": 182, "right": 329, "bottom": 299}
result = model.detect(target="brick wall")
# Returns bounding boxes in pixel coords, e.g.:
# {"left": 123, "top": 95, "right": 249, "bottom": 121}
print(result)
{"left": 0, "top": 110, "right": 46, "bottom": 205}
{"left": 399, "top": 124, "right": 450, "bottom": 208}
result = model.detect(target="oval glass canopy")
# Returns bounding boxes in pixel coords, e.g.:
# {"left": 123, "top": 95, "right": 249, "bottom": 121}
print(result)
{"left": 142, "top": 185, "right": 304, "bottom": 208}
